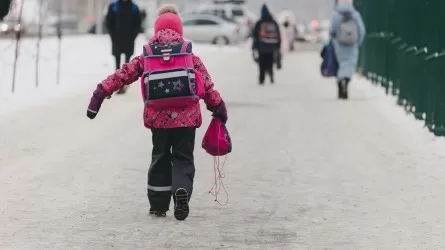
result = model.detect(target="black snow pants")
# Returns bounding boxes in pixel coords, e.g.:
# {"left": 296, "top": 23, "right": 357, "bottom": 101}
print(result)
{"left": 147, "top": 128, "right": 196, "bottom": 212}
{"left": 258, "top": 53, "right": 275, "bottom": 84}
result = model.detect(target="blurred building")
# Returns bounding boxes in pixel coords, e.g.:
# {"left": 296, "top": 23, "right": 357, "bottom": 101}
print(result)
{"left": 2, "top": 0, "right": 337, "bottom": 36}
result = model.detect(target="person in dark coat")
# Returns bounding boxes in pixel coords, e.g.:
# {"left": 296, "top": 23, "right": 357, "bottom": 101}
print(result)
{"left": 251, "top": 4, "right": 281, "bottom": 85}
{"left": 106, "top": 0, "right": 142, "bottom": 94}
{"left": 0, "top": 0, "right": 12, "bottom": 21}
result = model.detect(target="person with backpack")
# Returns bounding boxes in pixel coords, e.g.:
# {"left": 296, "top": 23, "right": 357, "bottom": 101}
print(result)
{"left": 252, "top": 4, "right": 281, "bottom": 85}
{"left": 329, "top": 0, "right": 366, "bottom": 99}
{"left": 86, "top": 4, "right": 227, "bottom": 221}
{"left": 106, "top": 0, "right": 142, "bottom": 94}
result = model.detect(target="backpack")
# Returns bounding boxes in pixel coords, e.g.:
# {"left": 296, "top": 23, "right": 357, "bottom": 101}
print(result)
{"left": 336, "top": 11, "right": 359, "bottom": 46}
{"left": 141, "top": 41, "right": 205, "bottom": 108}
{"left": 259, "top": 21, "right": 279, "bottom": 44}
{"left": 112, "top": 1, "right": 138, "bottom": 13}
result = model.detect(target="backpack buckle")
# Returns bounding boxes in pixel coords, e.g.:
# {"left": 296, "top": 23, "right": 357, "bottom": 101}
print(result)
{"left": 162, "top": 53, "right": 171, "bottom": 62}
{"left": 161, "top": 48, "right": 172, "bottom": 62}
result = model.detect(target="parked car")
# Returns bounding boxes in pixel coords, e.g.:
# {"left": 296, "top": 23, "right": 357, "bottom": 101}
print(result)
{"left": 295, "top": 23, "right": 308, "bottom": 42}
{"left": 187, "top": 0, "right": 256, "bottom": 39}
{"left": 181, "top": 13, "right": 243, "bottom": 45}
{"left": 0, "top": 17, "right": 24, "bottom": 36}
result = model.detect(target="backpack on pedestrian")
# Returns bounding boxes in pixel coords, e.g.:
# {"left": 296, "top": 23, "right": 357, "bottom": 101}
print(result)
{"left": 141, "top": 41, "right": 205, "bottom": 108}
{"left": 259, "top": 21, "right": 279, "bottom": 44}
{"left": 336, "top": 11, "right": 359, "bottom": 46}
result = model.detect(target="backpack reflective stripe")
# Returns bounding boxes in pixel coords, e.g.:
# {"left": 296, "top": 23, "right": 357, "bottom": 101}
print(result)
{"left": 259, "top": 22, "right": 279, "bottom": 43}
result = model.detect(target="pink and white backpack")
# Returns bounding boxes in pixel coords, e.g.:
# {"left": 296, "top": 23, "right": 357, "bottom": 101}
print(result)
{"left": 141, "top": 41, "right": 205, "bottom": 108}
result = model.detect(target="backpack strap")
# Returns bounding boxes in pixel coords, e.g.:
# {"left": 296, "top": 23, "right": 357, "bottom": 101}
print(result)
{"left": 340, "top": 11, "right": 353, "bottom": 21}
{"left": 143, "top": 44, "right": 153, "bottom": 57}
{"left": 181, "top": 41, "right": 192, "bottom": 54}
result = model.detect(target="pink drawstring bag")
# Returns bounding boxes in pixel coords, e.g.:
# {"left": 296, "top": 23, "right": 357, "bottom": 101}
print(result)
{"left": 202, "top": 118, "right": 232, "bottom": 156}
{"left": 202, "top": 118, "right": 232, "bottom": 205}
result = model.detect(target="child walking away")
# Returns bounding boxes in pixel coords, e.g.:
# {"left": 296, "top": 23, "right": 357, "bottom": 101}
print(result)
{"left": 251, "top": 4, "right": 281, "bottom": 85}
{"left": 86, "top": 4, "right": 228, "bottom": 221}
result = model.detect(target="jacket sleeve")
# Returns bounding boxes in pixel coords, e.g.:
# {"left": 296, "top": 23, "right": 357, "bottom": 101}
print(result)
{"left": 132, "top": 4, "right": 142, "bottom": 37}
{"left": 329, "top": 11, "right": 340, "bottom": 38}
{"left": 251, "top": 21, "right": 260, "bottom": 50}
{"left": 355, "top": 12, "right": 366, "bottom": 44}
{"left": 105, "top": 4, "right": 115, "bottom": 36}
{"left": 100, "top": 55, "right": 144, "bottom": 95}
{"left": 192, "top": 55, "right": 223, "bottom": 110}
{"left": 275, "top": 21, "right": 282, "bottom": 48}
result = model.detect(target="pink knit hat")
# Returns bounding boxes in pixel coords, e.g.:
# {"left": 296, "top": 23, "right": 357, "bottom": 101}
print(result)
{"left": 154, "top": 4, "right": 183, "bottom": 36}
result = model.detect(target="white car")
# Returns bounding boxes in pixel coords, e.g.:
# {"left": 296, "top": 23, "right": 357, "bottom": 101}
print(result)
{"left": 187, "top": 1, "right": 257, "bottom": 39}
{"left": 181, "top": 13, "right": 243, "bottom": 45}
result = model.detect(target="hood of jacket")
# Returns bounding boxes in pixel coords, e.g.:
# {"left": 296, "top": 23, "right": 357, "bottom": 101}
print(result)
{"left": 261, "top": 4, "right": 273, "bottom": 21}
{"left": 335, "top": 2, "right": 356, "bottom": 13}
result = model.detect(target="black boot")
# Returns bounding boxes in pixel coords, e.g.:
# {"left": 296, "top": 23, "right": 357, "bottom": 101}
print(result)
{"left": 173, "top": 188, "right": 190, "bottom": 221}
{"left": 337, "top": 80, "right": 344, "bottom": 99}
{"left": 343, "top": 79, "right": 350, "bottom": 99}
{"left": 149, "top": 208, "right": 167, "bottom": 217}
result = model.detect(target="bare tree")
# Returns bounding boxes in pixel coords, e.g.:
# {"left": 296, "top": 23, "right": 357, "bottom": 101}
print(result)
{"left": 11, "top": 0, "right": 25, "bottom": 93}
{"left": 55, "top": 0, "right": 62, "bottom": 85}
{"left": 35, "top": 0, "right": 48, "bottom": 87}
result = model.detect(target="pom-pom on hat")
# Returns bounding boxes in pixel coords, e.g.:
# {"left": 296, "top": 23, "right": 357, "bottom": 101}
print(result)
{"left": 154, "top": 4, "right": 183, "bottom": 36}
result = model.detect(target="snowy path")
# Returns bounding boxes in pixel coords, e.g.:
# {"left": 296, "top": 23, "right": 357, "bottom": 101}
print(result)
{"left": 1, "top": 40, "right": 445, "bottom": 249}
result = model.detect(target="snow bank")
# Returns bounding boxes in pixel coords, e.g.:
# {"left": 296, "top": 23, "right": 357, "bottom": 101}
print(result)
{"left": 0, "top": 35, "right": 241, "bottom": 117}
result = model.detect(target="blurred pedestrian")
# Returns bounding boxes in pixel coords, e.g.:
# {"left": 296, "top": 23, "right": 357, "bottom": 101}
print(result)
{"left": 282, "top": 19, "right": 296, "bottom": 52}
{"left": 106, "top": 0, "right": 142, "bottom": 94}
{"left": 329, "top": 0, "right": 366, "bottom": 99}
{"left": 0, "top": 0, "right": 12, "bottom": 21}
{"left": 252, "top": 4, "right": 281, "bottom": 85}
{"left": 86, "top": 4, "right": 228, "bottom": 221}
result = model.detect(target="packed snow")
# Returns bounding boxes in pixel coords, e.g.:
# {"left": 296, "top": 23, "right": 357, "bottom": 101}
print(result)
{"left": 1, "top": 35, "right": 445, "bottom": 248}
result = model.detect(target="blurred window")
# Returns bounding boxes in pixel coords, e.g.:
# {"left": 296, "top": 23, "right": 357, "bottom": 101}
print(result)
{"left": 195, "top": 19, "right": 218, "bottom": 25}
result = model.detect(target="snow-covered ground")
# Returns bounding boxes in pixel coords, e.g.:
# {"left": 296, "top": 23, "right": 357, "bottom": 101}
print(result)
{"left": 2, "top": 36, "right": 445, "bottom": 248}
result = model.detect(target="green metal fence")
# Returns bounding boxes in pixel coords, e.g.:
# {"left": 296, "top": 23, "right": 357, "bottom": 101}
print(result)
{"left": 354, "top": 0, "right": 445, "bottom": 136}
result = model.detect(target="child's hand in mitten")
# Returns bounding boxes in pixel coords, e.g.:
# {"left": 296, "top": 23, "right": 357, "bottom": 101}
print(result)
{"left": 87, "top": 84, "right": 109, "bottom": 119}
{"left": 211, "top": 100, "right": 228, "bottom": 124}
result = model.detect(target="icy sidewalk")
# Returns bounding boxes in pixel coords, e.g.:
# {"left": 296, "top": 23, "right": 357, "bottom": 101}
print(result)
{"left": 0, "top": 35, "right": 242, "bottom": 116}
{"left": 1, "top": 46, "right": 445, "bottom": 249}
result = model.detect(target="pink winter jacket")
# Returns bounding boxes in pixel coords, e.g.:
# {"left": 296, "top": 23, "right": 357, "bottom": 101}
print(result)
{"left": 99, "top": 29, "right": 223, "bottom": 129}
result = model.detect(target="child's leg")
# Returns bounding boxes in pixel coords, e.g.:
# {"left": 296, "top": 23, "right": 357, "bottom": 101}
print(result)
{"left": 116, "top": 53, "right": 129, "bottom": 94}
{"left": 147, "top": 128, "right": 173, "bottom": 213}
{"left": 258, "top": 54, "right": 266, "bottom": 84}
{"left": 171, "top": 128, "right": 196, "bottom": 196}
{"left": 265, "top": 53, "right": 275, "bottom": 83}
{"left": 170, "top": 128, "right": 195, "bottom": 220}
{"left": 115, "top": 54, "right": 121, "bottom": 70}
